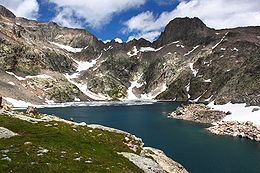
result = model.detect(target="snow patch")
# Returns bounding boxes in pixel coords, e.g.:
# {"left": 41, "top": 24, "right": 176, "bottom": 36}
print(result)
{"left": 185, "top": 83, "right": 191, "bottom": 98}
{"left": 204, "top": 79, "right": 212, "bottom": 82}
{"left": 3, "top": 97, "right": 34, "bottom": 108}
{"left": 212, "top": 32, "right": 229, "bottom": 50}
{"left": 104, "top": 46, "right": 113, "bottom": 51}
{"left": 50, "top": 42, "right": 83, "bottom": 53}
{"left": 64, "top": 74, "right": 109, "bottom": 101}
{"left": 8, "top": 82, "right": 15, "bottom": 86}
{"left": 176, "top": 44, "right": 185, "bottom": 48}
{"left": 6, "top": 72, "right": 52, "bottom": 81}
{"left": 166, "top": 41, "right": 179, "bottom": 46}
{"left": 205, "top": 95, "right": 213, "bottom": 102}
{"left": 69, "top": 53, "right": 102, "bottom": 78}
{"left": 184, "top": 45, "right": 200, "bottom": 56}
{"left": 6, "top": 71, "right": 26, "bottom": 80}
{"left": 127, "top": 74, "right": 144, "bottom": 100}
{"left": 231, "top": 48, "right": 238, "bottom": 51}
{"left": 191, "top": 95, "right": 202, "bottom": 102}
{"left": 26, "top": 74, "right": 52, "bottom": 79}
{"left": 139, "top": 47, "right": 162, "bottom": 52}
{"left": 189, "top": 63, "right": 198, "bottom": 77}
{"left": 141, "top": 83, "right": 168, "bottom": 100}
{"left": 127, "top": 46, "right": 139, "bottom": 57}
{"left": 208, "top": 102, "right": 260, "bottom": 126}
{"left": 74, "top": 97, "right": 81, "bottom": 102}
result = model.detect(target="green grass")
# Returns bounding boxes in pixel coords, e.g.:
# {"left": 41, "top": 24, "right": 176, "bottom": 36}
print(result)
{"left": 0, "top": 113, "right": 143, "bottom": 173}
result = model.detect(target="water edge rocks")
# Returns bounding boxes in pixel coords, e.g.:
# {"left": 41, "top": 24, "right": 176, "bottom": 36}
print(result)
{"left": 169, "top": 104, "right": 260, "bottom": 142}
{"left": 169, "top": 104, "right": 227, "bottom": 124}
{"left": 208, "top": 121, "right": 260, "bottom": 141}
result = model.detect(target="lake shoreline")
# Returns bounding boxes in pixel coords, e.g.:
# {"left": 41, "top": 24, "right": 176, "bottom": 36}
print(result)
{"left": 169, "top": 104, "right": 260, "bottom": 142}
{"left": 0, "top": 106, "right": 188, "bottom": 173}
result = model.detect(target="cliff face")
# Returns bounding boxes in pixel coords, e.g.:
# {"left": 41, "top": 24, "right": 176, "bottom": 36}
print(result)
{"left": 0, "top": 5, "right": 259, "bottom": 106}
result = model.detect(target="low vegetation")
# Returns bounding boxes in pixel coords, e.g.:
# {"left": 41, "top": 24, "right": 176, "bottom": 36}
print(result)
{"left": 0, "top": 111, "right": 143, "bottom": 173}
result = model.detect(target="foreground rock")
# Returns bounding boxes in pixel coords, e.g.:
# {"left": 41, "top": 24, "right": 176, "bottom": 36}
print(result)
{"left": 208, "top": 121, "right": 260, "bottom": 141}
{"left": 141, "top": 147, "right": 188, "bottom": 173}
{"left": 25, "top": 106, "right": 39, "bottom": 115}
{"left": 0, "top": 127, "right": 18, "bottom": 139}
{"left": 119, "top": 147, "right": 188, "bottom": 173}
{"left": 169, "top": 104, "right": 227, "bottom": 124}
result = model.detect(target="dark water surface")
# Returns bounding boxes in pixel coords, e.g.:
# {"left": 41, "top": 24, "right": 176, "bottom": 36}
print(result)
{"left": 39, "top": 102, "right": 260, "bottom": 173}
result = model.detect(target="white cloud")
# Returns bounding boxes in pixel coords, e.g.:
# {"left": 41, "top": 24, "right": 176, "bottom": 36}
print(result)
{"left": 103, "top": 39, "right": 111, "bottom": 44}
{"left": 124, "top": 0, "right": 260, "bottom": 41}
{"left": 52, "top": 7, "right": 84, "bottom": 29}
{"left": 0, "top": 0, "right": 39, "bottom": 19}
{"left": 127, "top": 31, "right": 161, "bottom": 42}
{"left": 49, "top": 0, "right": 146, "bottom": 29}
{"left": 114, "top": 38, "right": 123, "bottom": 43}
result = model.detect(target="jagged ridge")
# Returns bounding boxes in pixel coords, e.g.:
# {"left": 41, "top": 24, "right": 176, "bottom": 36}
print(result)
{"left": 0, "top": 5, "right": 259, "bottom": 107}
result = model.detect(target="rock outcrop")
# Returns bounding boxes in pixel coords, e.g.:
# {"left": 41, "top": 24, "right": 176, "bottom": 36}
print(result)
{"left": 208, "top": 121, "right": 260, "bottom": 141}
{"left": 170, "top": 103, "right": 260, "bottom": 142}
{"left": 169, "top": 104, "right": 227, "bottom": 124}
{"left": 141, "top": 147, "right": 188, "bottom": 173}
{"left": 0, "top": 127, "right": 18, "bottom": 139}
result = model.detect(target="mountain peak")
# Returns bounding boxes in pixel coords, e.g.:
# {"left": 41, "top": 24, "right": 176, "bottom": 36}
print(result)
{"left": 154, "top": 17, "right": 214, "bottom": 47}
{"left": 168, "top": 17, "right": 207, "bottom": 28}
{"left": 0, "top": 5, "right": 16, "bottom": 19}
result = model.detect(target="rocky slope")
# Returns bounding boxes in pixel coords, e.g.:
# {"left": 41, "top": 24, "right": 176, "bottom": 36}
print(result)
{"left": 0, "top": 5, "right": 259, "bottom": 107}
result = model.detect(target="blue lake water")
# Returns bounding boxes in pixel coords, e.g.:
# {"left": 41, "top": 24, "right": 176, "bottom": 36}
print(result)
{"left": 39, "top": 102, "right": 260, "bottom": 173}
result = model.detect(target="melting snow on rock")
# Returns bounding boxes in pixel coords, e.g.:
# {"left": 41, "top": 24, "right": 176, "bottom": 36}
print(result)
{"left": 50, "top": 42, "right": 83, "bottom": 53}
{"left": 208, "top": 102, "right": 260, "bottom": 126}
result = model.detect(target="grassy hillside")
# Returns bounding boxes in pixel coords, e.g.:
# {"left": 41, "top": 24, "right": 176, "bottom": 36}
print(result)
{"left": 0, "top": 111, "right": 143, "bottom": 173}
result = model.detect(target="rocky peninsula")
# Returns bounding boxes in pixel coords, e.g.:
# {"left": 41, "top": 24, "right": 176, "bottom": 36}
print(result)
{"left": 169, "top": 104, "right": 227, "bottom": 124}
{"left": 169, "top": 104, "right": 260, "bottom": 142}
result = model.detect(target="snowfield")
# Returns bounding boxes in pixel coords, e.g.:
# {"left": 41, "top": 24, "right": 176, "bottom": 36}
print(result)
{"left": 50, "top": 42, "right": 83, "bottom": 53}
{"left": 208, "top": 102, "right": 260, "bottom": 126}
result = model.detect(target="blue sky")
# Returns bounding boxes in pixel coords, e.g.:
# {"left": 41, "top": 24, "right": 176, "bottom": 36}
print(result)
{"left": 36, "top": 0, "right": 179, "bottom": 42}
{"left": 1, "top": 0, "right": 260, "bottom": 43}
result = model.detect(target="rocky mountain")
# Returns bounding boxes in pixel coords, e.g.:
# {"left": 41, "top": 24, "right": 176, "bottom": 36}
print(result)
{"left": 0, "top": 5, "right": 259, "bottom": 107}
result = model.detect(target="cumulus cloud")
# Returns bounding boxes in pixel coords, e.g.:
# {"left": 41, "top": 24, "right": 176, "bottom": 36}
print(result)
{"left": 124, "top": 0, "right": 260, "bottom": 41}
{"left": 127, "top": 31, "right": 161, "bottom": 42}
{"left": 0, "top": 0, "right": 39, "bottom": 19}
{"left": 49, "top": 0, "right": 146, "bottom": 29}
{"left": 114, "top": 38, "right": 123, "bottom": 43}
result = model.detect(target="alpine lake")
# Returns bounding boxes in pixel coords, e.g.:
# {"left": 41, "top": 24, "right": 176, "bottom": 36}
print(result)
{"left": 38, "top": 102, "right": 260, "bottom": 173}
